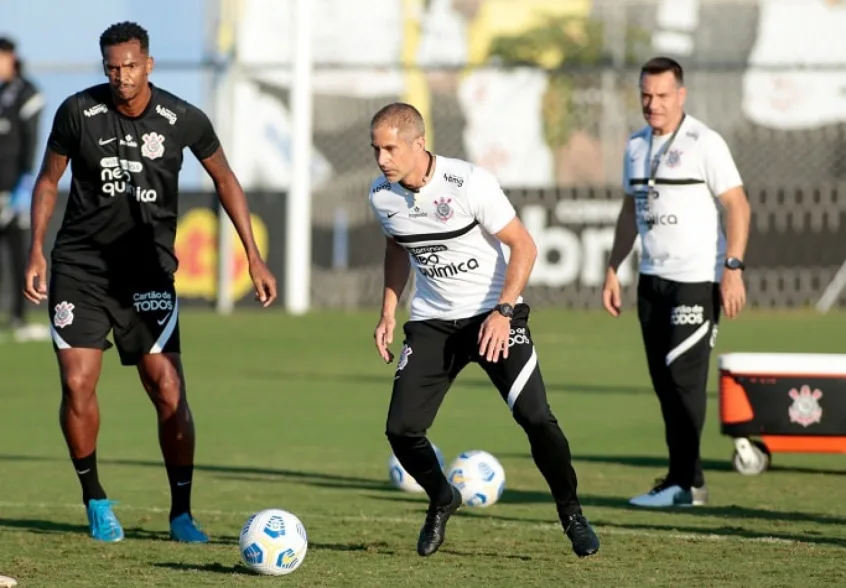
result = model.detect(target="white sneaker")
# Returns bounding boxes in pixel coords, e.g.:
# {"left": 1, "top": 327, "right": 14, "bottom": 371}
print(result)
{"left": 0, "top": 574, "right": 18, "bottom": 587}
{"left": 629, "top": 478, "right": 708, "bottom": 508}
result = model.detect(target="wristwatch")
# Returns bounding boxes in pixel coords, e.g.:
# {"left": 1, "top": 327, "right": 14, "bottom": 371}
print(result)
{"left": 725, "top": 257, "right": 746, "bottom": 271}
{"left": 494, "top": 303, "right": 514, "bottom": 318}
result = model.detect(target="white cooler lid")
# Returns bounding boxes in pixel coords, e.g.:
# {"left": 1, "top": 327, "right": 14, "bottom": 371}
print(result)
{"left": 719, "top": 353, "right": 846, "bottom": 375}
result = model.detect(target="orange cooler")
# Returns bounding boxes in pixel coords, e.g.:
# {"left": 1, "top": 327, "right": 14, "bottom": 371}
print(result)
{"left": 718, "top": 353, "right": 846, "bottom": 475}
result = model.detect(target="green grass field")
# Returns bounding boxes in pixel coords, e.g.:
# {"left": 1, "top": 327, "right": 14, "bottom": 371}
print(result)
{"left": 2, "top": 308, "right": 846, "bottom": 587}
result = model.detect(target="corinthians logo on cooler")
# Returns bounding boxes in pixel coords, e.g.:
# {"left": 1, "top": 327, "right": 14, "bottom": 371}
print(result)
{"left": 787, "top": 384, "right": 823, "bottom": 427}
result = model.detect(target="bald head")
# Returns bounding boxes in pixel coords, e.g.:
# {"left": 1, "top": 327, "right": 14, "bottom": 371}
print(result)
{"left": 370, "top": 102, "right": 426, "bottom": 142}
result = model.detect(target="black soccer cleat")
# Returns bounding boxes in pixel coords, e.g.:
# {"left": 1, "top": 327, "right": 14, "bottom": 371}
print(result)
{"left": 417, "top": 486, "right": 462, "bottom": 557}
{"left": 562, "top": 513, "right": 600, "bottom": 557}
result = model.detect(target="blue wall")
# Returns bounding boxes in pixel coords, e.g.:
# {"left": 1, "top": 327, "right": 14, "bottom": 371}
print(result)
{"left": 0, "top": 0, "right": 212, "bottom": 188}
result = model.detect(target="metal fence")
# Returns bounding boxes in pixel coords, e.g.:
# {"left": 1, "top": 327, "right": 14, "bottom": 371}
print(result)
{"left": 3, "top": 0, "right": 846, "bottom": 315}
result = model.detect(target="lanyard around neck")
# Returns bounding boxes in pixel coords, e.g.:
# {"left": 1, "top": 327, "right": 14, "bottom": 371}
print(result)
{"left": 647, "top": 113, "right": 686, "bottom": 188}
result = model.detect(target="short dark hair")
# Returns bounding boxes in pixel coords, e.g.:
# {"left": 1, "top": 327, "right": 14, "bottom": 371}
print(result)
{"left": 0, "top": 37, "right": 16, "bottom": 54}
{"left": 99, "top": 22, "right": 149, "bottom": 55}
{"left": 640, "top": 57, "right": 684, "bottom": 86}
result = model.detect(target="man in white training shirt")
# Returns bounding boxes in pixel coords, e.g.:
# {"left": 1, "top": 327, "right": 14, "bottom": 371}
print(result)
{"left": 369, "top": 103, "right": 600, "bottom": 559}
{"left": 603, "top": 57, "right": 751, "bottom": 508}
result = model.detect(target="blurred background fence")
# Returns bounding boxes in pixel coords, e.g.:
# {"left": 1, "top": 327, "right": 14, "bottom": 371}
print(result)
{"left": 2, "top": 0, "right": 845, "bottom": 314}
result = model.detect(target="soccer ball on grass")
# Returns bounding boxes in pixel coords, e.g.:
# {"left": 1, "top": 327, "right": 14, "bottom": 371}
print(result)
{"left": 239, "top": 509, "right": 308, "bottom": 576}
{"left": 446, "top": 450, "right": 506, "bottom": 507}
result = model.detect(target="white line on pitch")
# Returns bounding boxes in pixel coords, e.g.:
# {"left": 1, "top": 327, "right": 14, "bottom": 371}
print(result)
{"left": 0, "top": 501, "right": 815, "bottom": 547}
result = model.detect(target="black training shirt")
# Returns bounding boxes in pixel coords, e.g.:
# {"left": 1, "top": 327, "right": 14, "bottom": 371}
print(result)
{"left": 47, "top": 83, "right": 220, "bottom": 284}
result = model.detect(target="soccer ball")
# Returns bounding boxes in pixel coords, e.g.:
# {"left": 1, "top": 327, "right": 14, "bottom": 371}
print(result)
{"left": 239, "top": 509, "right": 308, "bottom": 576}
{"left": 446, "top": 450, "right": 506, "bottom": 507}
{"left": 388, "top": 443, "right": 446, "bottom": 492}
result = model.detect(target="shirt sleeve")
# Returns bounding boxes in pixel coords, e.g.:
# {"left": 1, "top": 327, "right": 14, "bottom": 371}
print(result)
{"left": 182, "top": 104, "right": 221, "bottom": 160}
{"left": 46, "top": 95, "right": 80, "bottom": 157}
{"left": 465, "top": 165, "right": 516, "bottom": 235}
{"left": 369, "top": 192, "right": 391, "bottom": 237}
{"left": 702, "top": 131, "right": 743, "bottom": 196}
{"left": 621, "top": 145, "right": 632, "bottom": 196}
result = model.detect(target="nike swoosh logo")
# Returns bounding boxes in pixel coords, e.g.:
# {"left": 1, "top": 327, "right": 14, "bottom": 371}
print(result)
{"left": 99, "top": 138, "right": 117, "bottom": 145}
{"left": 157, "top": 312, "right": 172, "bottom": 326}
{"left": 176, "top": 481, "right": 191, "bottom": 487}
{"left": 76, "top": 469, "right": 91, "bottom": 475}
{"left": 387, "top": 212, "right": 399, "bottom": 218}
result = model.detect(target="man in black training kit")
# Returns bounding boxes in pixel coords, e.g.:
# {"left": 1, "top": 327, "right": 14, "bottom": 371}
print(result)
{"left": 369, "top": 103, "right": 599, "bottom": 558}
{"left": 23, "top": 22, "right": 277, "bottom": 543}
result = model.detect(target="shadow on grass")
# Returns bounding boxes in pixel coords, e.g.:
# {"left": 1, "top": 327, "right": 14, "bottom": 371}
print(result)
{"left": 152, "top": 562, "right": 253, "bottom": 575}
{"left": 0, "top": 453, "right": 395, "bottom": 492}
{"left": 592, "top": 519, "right": 846, "bottom": 549}
{"left": 497, "top": 452, "right": 846, "bottom": 477}
{"left": 0, "top": 518, "right": 237, "bottom": 545}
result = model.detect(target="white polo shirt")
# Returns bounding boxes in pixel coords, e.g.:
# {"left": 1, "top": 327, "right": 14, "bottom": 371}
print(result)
{"left": 369, "top": 155, "right": 518, "bottom": 321}
{"left": 622, "top": 114, "right": 743, "bottom": 283}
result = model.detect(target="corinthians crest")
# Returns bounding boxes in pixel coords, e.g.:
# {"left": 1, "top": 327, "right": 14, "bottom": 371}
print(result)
{"left": 788, "top": 385, "right": 823, "bottom": 427}
{"left": 666, "top": 149, "right": 682, "bottom": 167}
{"left": 434, "top": 197, "right": 453, "bottom": 222}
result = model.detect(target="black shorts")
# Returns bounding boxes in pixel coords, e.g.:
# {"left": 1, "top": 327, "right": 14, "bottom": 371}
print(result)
{"left": 48, "top": 270, "right": 181, "bottom": 366}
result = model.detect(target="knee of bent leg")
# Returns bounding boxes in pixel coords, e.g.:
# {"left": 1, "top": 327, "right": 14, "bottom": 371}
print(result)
{"left": 62, "top": 370, "right": 97, "bottom": 405}
{"left": 149, "top": 371, "right": 184, "bottom": 416}
{"left": 385, "top": 413, "right": 425, "bottom": 442}
{"left": 512, "top": 400, "right": 555, "bottom": 432}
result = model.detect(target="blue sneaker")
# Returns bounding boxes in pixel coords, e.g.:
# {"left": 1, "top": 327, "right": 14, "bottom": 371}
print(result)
{"left": 629, "top": 479, "right": 695, "bottom": 508}
{"left": 86, "top": 499, "right": 124, "bottom": 542}
{"left": 169, "top": 513, "right": 209, "bottom": 543}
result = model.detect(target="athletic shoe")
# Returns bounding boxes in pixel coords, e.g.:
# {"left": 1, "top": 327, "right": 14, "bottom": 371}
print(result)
{"left": 86, "top": 499, "right": 124, "bottom": 542}
{"left": 417, "top": 486, "right": 462, "bottom": 556}
{"left": 0, "top": 574, "right": 18, "bottom": 587}
{"left": 562, "top": 513, "right": 600, "bottom": 557}
{"left": 629, "top": 477, "right": 707, "bottom": 507}
{"left": 169, "top": 512, "right": 209, "bottom": 543}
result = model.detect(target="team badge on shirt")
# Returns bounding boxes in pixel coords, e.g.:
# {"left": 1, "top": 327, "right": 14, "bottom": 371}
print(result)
{"left": 666, "top": 149, "right": 682, "bottom": 168}
{"left": 434, "top": 197, "right": 454, "bottom": 222}
{"left": 141, "top": 132, "right": 166, "bottom": 160}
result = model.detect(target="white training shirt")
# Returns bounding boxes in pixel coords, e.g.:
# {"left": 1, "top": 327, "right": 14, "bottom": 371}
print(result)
{"left": 369, "top": 155, "right": 518, "bottom": 321}
{"left": 622, "top": 114, "right": 743, "bottom": 283}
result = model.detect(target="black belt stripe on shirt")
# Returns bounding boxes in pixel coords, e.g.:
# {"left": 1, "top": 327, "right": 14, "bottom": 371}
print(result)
{"left": 392, "top": 220, "right": 480, "bottom": 244}
{"left": 630, "top": 178, "right": 705, "bottom": 186}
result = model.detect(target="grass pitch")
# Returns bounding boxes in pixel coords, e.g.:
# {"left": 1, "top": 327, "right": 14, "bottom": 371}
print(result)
{"left": 1, "top": 307, "right": 846, "bottom": 587}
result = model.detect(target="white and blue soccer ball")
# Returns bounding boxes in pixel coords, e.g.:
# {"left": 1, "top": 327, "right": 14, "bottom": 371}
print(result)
{"left": 388, "top": 443, "right": 446, "bottom": 492}
{"left": 239, "top": 509, "right": 308, "bottom": 576}
{"left": 446, "top": 450, "right": 506, "bottom": 508}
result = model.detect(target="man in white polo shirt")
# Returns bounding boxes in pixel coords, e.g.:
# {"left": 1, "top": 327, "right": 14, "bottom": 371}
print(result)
{"left": 369, "top": 102, "right": 599, "bottom": 558}
{"left": 602, "top": 57, "right": 751, "bottom": 507}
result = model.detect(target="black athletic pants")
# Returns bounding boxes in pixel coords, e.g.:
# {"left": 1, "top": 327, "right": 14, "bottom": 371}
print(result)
{"left": 0, "top": 218, "right": 28, "bottom": 326}
{"left": 385, "top": 303, "right": 582, "bottom": 517}
{"left": 637, "top": 274, "right": 721, "bottom": 489}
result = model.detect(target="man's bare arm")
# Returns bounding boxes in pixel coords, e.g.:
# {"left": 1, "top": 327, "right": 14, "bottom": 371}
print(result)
{"left": 30, "top": 148, "right": 69, "bottom": 253}
{"left": 718, "top": 186, "right": 751, "bottom": 262}
{"left": 381, "top": 237, "right": 411, "bottom": 318}
{"left": 200, "top": 146, "right": 262, "bottom": 262}
{"left": 493, "top": 217, "right": 538, "bottom": 305}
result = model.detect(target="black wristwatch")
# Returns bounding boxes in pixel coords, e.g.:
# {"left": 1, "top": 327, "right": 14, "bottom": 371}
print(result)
{"left": 494, "top": 303, "right": 514, "bottom": 318}
{"left": 725, "top": 257, "right": 746, "bottom": 271}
